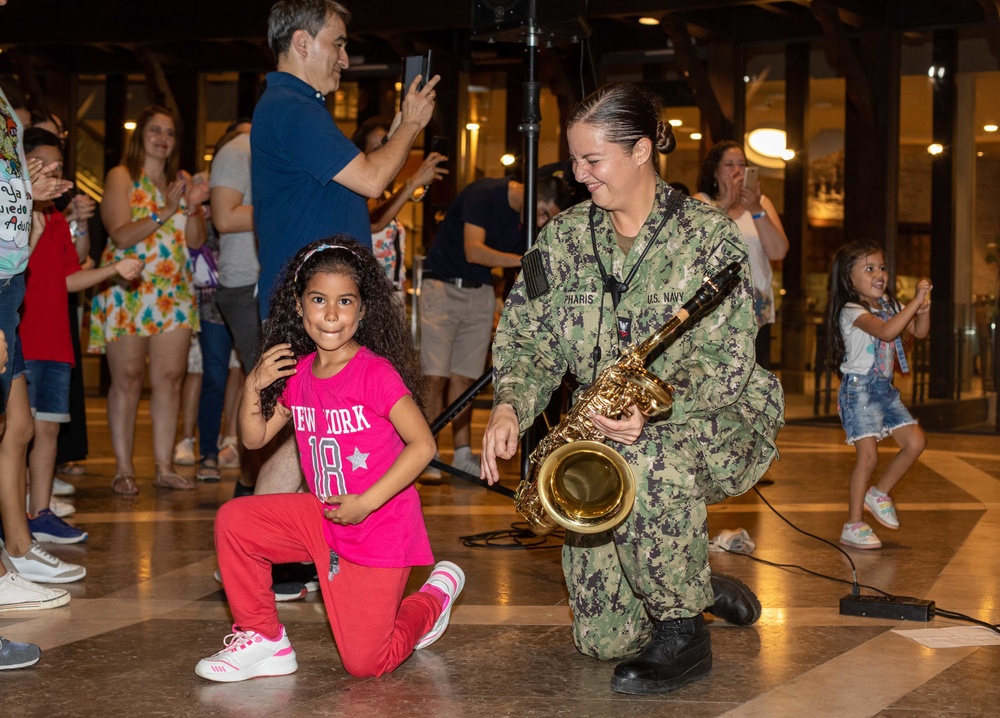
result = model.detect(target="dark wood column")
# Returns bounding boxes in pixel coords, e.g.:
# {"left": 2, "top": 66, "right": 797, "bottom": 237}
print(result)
{"left": 780, "top": 42, "right": 810, "bottom": 391}
{"left": 172, "top": 66, "right": 203, "bottom": 173}
{"left": 100, "top": 73, "right": 128, "bottom": 395}
{"left": 842, "top": 27, "right": 900, "bottom": 262}
{"left": 929, "top": 30, "right": 958, "bottom": 399}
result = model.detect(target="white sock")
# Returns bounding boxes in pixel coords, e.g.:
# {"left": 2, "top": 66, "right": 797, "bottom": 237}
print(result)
{"left": 454, "top": 445, "right": 472, "bottom": 460}
{"left": 869, "top": 486, "right": 888, "bottom": 498}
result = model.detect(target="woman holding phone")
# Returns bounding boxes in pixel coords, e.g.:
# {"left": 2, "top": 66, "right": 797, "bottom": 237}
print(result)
{"left": 350, "top": 118, "right": 448, "bottom": 293}
{"left": 694, "top": 141, "right": 788, "bottom": 368}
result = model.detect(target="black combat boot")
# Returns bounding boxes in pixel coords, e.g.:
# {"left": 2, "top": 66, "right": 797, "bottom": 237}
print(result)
{"left": 706, "top": 573, "right": 762, "bottom": 626}
{"left": 610, "top": 615, "right": 712, "bottom": 695}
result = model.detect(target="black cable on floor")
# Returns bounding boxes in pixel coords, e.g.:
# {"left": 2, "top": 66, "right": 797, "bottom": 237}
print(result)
{"left": 459, "top": 522, "right": 564, "bottom": 550}
{"left": 736, "top": 485, "right": 1000, "bottom": 636}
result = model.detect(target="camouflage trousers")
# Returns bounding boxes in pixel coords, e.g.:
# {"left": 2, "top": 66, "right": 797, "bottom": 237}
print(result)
{"left": 562, "top": 434, "right": 729, "bottom": 661}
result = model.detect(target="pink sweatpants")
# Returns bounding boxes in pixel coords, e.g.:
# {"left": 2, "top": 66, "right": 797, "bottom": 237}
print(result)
{"left": 214, "top": 493, "right": 442, "bottom": 677}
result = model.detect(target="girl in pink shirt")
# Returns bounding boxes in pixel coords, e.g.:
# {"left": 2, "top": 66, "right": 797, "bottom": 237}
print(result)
{"left": 196, "top": 236, "right": 464, "bottom": 683}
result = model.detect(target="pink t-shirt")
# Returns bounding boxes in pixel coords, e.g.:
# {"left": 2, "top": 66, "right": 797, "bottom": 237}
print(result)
{"left": 281, "top": 346, "right": 433, "bottom": 568}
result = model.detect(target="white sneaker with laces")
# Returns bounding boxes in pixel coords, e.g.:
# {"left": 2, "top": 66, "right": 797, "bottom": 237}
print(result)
{"left": 173, "top": 437, "right": 197, "bottom": 466}
{"left": 3, "top": 542, "right": 86, "bottom": 583}
{"left": 51, "top": 478, "right": 76, "bottom": 497}
{"left": 415, "top": 561, "right": 465, "bottom": 649}
{"left": 26, "top": 495, "right": 77, "bottom": 518}
{"left": 0, "top": 570, "right": 71, "bottom": 611}
{"left": 195, "top": 625, "right": 298, "bottom": 682}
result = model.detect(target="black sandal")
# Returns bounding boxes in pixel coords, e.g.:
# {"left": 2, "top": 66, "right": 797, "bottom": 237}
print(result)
{"left": 196, "top": 458, "right": 221, "bottom": 483}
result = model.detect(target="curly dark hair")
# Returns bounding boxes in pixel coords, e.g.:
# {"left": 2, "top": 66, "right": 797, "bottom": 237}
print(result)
{"left": 257, "top": 235, "right": 424, "bottom": 419}
{"left": 695, "top": 140, "right": 742, "bottom": 199}
{"left": 825, "top": 240, "right": 885, "bottom": 376}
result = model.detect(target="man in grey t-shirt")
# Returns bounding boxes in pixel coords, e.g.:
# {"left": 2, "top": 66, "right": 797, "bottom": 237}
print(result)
{"left": 210, "top": 131, "right": 260, "bottom": 371}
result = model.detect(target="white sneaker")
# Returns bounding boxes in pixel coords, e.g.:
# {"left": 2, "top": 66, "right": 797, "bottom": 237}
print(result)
{"left": 839, "top": 522, "right": 882, "bottom": 550}
{"left": 173, "top": 437, "right": 197, "bottom": 466}
{"left": 25, "top": 495, "right": 77, "bottom": 518}
{"left": 51, "top": 477, "right": 76, "bottom": 497}
{"left": 415, "top": 561, "right": 465, "bottom": 649}
{"left": 3, "top": 542, "right": 86, "bottom": 583}
{"left": 451, "top": 450, "right": 482, "bottom": 478}
{"left": 195, "top": 625, "right": 298, "bottom": 682}
{"left": 0, "top": 570, "right": 71, "bottom": 611}
{"left": 50, "top": 498, "right": 76, "bottom": 518}
{"left": 217, "top": 436, "right": 241, "bottom": 469}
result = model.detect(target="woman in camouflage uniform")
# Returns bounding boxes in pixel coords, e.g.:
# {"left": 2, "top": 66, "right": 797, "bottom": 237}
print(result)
{"left": 481, "top": 83, "right": 784, "bottom": 695}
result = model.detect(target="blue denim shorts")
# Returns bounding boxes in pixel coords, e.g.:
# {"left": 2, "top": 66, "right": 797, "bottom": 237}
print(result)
{"left": 0, "top": 274, "right": 27, "bottom": 414}
{"left": 838, "top": 373, "right": 916, "bottom": 445}
{"left": 24, "top": 360, "right": 72, "bottom": 422}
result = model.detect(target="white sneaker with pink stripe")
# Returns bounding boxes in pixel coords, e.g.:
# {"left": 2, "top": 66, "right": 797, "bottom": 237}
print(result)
{"left": 415, "top": 561, "right": 465, "bottom": 649}
{"left": 195, "top": 624, "right": 297, "bottom": 682}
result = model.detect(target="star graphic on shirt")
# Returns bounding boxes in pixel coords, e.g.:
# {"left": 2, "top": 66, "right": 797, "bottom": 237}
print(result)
{"left": 347, "top": 446, "right": 369, "bottom": 471}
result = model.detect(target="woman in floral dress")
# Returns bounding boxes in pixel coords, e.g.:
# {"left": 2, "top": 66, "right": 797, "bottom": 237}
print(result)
{"left": 92, "top": 105, "right": 207, "bottom": 494}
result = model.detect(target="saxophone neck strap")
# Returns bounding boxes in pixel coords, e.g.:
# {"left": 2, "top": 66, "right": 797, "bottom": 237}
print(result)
{"left": 589, "top": 188, "right": 684, "bottom": 311}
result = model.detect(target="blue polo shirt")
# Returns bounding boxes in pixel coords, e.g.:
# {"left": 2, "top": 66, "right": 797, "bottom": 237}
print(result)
{"left": 251, "top": 72, "right": 371, "bottom": 317}
{"left": 424, "top": 178, "right": 522, "bottom": 285}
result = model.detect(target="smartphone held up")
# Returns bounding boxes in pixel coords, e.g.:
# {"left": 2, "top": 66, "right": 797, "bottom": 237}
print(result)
{"left": 401, "top": 51, "right": 432, "bottom": 96}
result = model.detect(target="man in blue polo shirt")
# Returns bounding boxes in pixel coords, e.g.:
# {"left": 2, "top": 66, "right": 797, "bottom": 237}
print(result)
{"left": 418, "top": 176, "right": 571, "bottom": 481}
{"left": 252, "top": 0, "right": 437, "bottom": 319}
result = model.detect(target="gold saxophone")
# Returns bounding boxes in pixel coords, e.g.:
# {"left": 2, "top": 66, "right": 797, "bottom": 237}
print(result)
{"left": 514, "top": 262, "right": 742, "bottom": 535}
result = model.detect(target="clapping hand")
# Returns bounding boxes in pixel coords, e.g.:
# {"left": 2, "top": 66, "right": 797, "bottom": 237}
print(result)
{"left": 66, "top": 193, "right": 96, "bottom": 223}
{"left": 183, "top": 171, "right": 210, "bottom": 207}
{"left": 162, "top": 179, "right": 186, "bottom": 218}
{"left": 26, "top": 158, "right": 73, "bottom": 201}
{"left": 114, "top": 258, "right": 144, "bottom": 281}
{"left": 914, "top": 278, "right": 932, "bottom": 315}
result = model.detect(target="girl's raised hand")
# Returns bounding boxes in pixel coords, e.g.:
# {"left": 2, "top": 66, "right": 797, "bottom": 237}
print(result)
{"left": 323, "top": 493, "right": 373, "bottom": 526}
{"left": 249, "top": 343, "right": 296, "bottom": 392}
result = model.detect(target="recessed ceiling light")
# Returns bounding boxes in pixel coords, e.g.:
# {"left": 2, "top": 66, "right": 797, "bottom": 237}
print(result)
{"left": 928, "top": 143, "right": 944, "bottom": 155}
{"left": 985, "top": 124, "right": 998, "bottom": 132}
{"left": 638, "top": 17, "right": 660, "bottom": 26}
{"left": 668, "top": 119, "right": 683, "bottom": 127}
{"left": 690, "top": 132, "right": 702, "bottom": 141}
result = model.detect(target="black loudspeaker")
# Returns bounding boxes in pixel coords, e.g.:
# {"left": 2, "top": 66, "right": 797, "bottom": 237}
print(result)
{"left": 471, "top": 0, "right": 589, "bottom": 42}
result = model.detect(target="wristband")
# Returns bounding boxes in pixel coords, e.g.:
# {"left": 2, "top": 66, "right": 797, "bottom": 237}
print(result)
{"left": 150, "top": 212, "right": 164, "bottom": 226}
{"left": 751, "top": 210, "right": 766, "bottom": 220}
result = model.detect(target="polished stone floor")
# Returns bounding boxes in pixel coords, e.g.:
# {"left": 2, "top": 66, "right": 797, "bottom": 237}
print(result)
{"left": 2, "top": 395, "right": 999, "bottom": 717}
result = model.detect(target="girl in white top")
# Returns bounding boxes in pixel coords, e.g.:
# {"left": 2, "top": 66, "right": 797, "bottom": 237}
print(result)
{"left": 695, "top": 142, "right": 788, "bottom": 368}
{"left": 826, "top": 241, "right": 931, "bottom": 550}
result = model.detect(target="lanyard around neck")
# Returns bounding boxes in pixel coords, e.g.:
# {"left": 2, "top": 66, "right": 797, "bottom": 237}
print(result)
{"left": 588, "top": 189, "right": 683, "bottom": 310}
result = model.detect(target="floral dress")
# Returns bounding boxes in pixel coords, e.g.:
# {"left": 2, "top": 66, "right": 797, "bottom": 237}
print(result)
{"left": 89, "top": 172, "right": 199, "bottom": 352}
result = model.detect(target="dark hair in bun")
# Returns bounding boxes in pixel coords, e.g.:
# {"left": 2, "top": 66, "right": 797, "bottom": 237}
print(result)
{"left": 568, "top": 82, "right": 675, "bottom": 158}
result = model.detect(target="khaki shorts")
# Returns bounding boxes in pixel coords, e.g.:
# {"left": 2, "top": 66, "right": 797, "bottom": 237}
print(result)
{"left": 418, "top": 279, "right": 494, "bottom": 379}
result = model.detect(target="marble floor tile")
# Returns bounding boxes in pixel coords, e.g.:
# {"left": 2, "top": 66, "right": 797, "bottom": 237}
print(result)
{"left": 1, "top": 398, "right": 998, "bottom": 717}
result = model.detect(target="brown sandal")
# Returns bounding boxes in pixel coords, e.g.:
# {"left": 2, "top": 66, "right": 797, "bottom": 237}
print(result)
{"left": 111, "top": 472, "right": 139, "bottom": 495}
{"left": 155, "top": 471, "right": 197, "bottom": 490}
